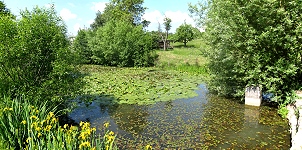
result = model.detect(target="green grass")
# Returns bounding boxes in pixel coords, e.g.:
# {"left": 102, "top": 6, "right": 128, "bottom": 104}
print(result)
{"left": 156, "top": 39, "right": 208, "bottom": 75}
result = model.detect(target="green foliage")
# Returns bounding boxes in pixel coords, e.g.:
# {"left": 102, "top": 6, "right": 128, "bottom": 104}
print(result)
{"left": 90, "top": 11, "right": 106, "bottom": 30}
{"left": 192, "top": 0, "right": 302, "bottom": 103}
{"left": 79, "top": 65, "right": 204, "bottom": 104}
{"left": 0, "top": 6, "right": 79, "bottom": 103}
{"left": 0, "top": 96, "right": 117, "bottom": 150}
{"left": 0, "top": 96, "right": 57, "bottom": 149}
{"left": 90, "top": 20, "right": 157, "bottom": 67}
{"left": 73, "top": 29, "right": 92, "bottom": 64}
{"left": 0, "top": 1, "right": 14, "bottom": 18}
{"left": 160, "top": 17, "right": 172, "bottom": 51}
{"left": 174, "top": 23, "right": 195, "bottom": 46}
{"left": 102, "top": 0, "right": 146, "bottom": 25}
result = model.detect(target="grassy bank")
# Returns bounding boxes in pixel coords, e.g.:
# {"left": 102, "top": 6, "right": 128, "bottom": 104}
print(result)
{"left": 156, "top": 39, "right": 208, "bottom": 75}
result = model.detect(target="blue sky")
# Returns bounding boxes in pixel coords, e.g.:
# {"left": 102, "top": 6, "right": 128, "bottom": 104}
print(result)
{"left": 3, "top": 0, "right": 200, "bottom": 36}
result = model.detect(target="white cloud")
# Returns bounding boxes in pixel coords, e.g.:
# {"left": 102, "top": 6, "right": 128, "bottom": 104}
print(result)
{"left": 143, "top": 10, "right": 195, "bottom": 33}
{"left": 87, "top": 19, "right": 94, "bottom": 25}
{"left": 165, "top": 11, "right": 194, "bottom": 25}
{"left": 45, "top": 3, "right": 54, "bottom": 9}
{"left": 60, "top": 8, "right": 77, "bottom": 21}
{"left": 73, "top": 23, "right": 81, "bottom": 33}
{"left": 91, "top": 2, "right": 107, "bottom": 12}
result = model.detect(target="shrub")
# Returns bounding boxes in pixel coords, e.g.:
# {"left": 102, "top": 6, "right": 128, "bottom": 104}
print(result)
{"left": 0, "top": 6, "right": 78, "bottom": 102}
{"left": 89, "top": 20, "right": 157, "bottom": 67}
{"left": 194, "top": 0, "right": 302, "bottom": 103}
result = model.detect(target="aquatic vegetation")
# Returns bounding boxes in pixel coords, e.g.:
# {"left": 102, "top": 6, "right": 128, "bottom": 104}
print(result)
{"left": 79, "top": 65, "right": 204, "bottom": 104}
{"left": 69, "top": 85, "right": 290, "bottom": 149}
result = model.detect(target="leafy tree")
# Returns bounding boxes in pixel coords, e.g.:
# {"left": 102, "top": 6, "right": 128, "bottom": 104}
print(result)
{"left": 102, "top": 0, "right": 146, "bottom": 25}
{"left": 90, "top": 11, "right": 106, "bottom": 31}
{"left": 0, "top": 1, "right": 13, "bottom": 17}
{"left": 174, "top": 23, "right": 194, "bottom": 47}
{"left": 0, "top": 6, "right": 76, "bottom": 101}
{"left": 89, "top": 20, "right": 157, "bottom": 67}
{"left": 190, "top": 0, "right": 302, "bottom": 104}
{"left": 73, "top": 29, "right": 92, "bottom": 64}
{"left": 159, "top": 17, "right": 172, "bottom": 51}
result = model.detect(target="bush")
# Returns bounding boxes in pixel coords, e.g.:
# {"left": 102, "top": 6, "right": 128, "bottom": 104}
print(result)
{"left": 199, "top": 0, "right": 302, "bottom": 103}
{"left": 89, "top": 20, "right": 157, "bottom": 67}
{"left": 0, "top": 6, "right": 78, "bottom": 102}
{"left": 73, "top": 29, "right": 93, "bottom": 64}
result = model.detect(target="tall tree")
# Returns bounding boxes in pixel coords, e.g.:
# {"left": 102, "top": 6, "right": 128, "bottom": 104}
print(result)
{"left": 159, "top": 16, "right": 172, "bottom": 51}
{"left": 73, "top": 29, "right": 92, "bottom": 64}
{"left": 174, "top": 22, "right": 194, "bottom": 47}
{"left": 90, "top": 11, "right": 106, "bottom": 30}
{"left": 0, "top": 1, "right": 14, "bottom": 18}
{"left": 102, "top": 0, "right": 146, "bottom": 25}
{"left": 190, "top": 0, "right": 302, "bottom": 104}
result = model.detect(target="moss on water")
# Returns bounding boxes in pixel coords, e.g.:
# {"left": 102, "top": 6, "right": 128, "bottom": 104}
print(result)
{"left": 79, "top": 65, "right": 204, "bottom": 104}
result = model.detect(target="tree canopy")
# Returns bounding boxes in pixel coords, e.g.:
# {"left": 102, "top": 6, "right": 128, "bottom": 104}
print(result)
{"left": 174, "top": 23, "right": 195, "bottom": 47}
{"left": 102, "top": 0, "right": 146, "bottom": 25}
{"left": 190, "top": 0, "right": 302, "bottom": 104}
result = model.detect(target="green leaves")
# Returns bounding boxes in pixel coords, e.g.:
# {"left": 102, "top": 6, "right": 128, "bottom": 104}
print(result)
{"left": 174, "top": 23, "right": 195, "bottom": 47}
{"left": 0, "top": 6, "right": 77, "bottom": 103}
{"left": 79, "top": 65, "right": 203, "bottom": 104}
{"left": 89, "top": 20, "right": 157, "bottom": 67}
{"left": 192, "top": 0, "right": 302, "bottom": 103}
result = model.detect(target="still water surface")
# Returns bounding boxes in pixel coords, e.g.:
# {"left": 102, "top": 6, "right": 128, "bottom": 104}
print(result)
{"left": 69, "top": 84, "right": 290, "bottom": 149}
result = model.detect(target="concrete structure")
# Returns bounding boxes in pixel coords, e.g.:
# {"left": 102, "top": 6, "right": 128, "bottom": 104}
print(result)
{"left": 288, "top": 91, "right": 302, "bottom": 150}
{"left": 245, "top": 86, "right": 262, "bottom": 106}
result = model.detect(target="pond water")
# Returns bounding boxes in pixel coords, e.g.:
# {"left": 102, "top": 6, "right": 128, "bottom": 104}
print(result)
{"left": 69, "top": 84, "right": 290, "bottom": 149}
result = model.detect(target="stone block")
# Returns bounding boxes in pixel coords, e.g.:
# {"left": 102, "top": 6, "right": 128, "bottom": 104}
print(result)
{"left": 245, "top": 86, "right": 262, "bottom": 106}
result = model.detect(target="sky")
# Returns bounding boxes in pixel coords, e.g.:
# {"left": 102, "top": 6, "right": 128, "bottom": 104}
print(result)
{"left": 3, "top": 0, "right": 200, "bottom": 36}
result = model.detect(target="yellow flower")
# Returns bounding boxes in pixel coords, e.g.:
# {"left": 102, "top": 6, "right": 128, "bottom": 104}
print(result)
{"left": 51, "top": 117, "right": 58, "bottom": 124}
{"left": 109, "top": 131, "right": 114, "bottom": 136}
{"left": 146, "top": 145, "right": 152, "bottom": 149}
{"left": 104, "top": 122, "right": 109, "bottom": 128}
{"left": 91, "top": 147, "right": 96, "bottom": 150}
{"left": 31, "top": 106, "right": 35, "bottom": 109}
{"left": 35, "top": 127, "right": 42, "bottom": 132}
{"left": 80, "top": 121, "right": 84, "bottom": 127}
{"left": 40, "top": 120, "right": 46, "bottom": 126}
{"left": 44, "top": 125, "right": 52, "bottom": 131}
{"left": 31, "top": 122, "right": 38, "bottom": 128}
{"left": 49, "top": 112, "right": 54, "bottom": 118}
{"left": 64, "top": 124, "right": 69, "bottom": 129}
{"left": 91, "top": 127, "right": 96, "bottom": 132}
{"left": 37, "top": 133, "right": 42, "bottom": 138}
{"left": 78, "top": 132, "right": 87, "bottom": 140}
{"left": 30, "top": 115, "right": 38, "bottom": 120}
{"left": 35, "top": 109, "right": 39, "bottom": 113}
{"left": 105, "top": 145, "right": 109, "bottom": 150}
{"left": 70, "top": 125, "right": 77, "bottom": 131}
{"left": 79, "top": 141, "right": 90, "bottom": 149}
{"left": 3, "top": 107, "right": 13, "bottom": 111}
{"left": 21, "top": 120, "right": 26, "bottom": 125}
{"left": 26, "top": 137, "right": 31, "bottom": 143}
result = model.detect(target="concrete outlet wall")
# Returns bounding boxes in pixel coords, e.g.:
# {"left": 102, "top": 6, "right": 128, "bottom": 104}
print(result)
{"left": 245, "top": 86, "right": 262, "bottom": 106}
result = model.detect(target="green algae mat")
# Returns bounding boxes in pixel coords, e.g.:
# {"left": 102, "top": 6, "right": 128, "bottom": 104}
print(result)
{"left": 79, "top": 65, "right": 204, "bottom": 104}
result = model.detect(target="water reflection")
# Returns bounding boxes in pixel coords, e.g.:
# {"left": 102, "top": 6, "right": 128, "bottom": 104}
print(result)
{"left": 68, "top": 84, "right": 290, "bottom": 149}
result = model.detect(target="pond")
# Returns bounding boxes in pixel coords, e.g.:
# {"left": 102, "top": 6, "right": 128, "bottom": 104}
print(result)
{"left": 68, "top": 84, "right": 290, "bottom": 149}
